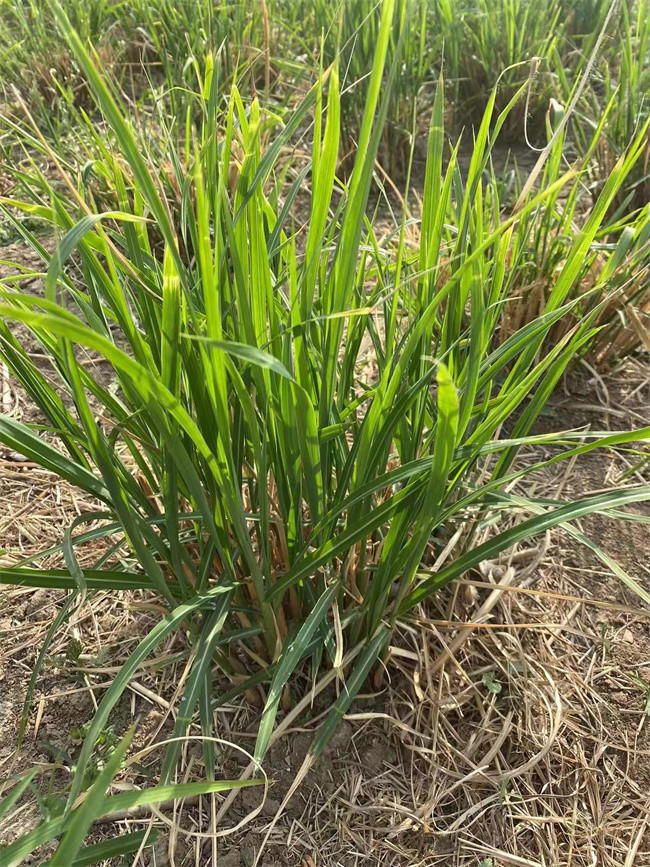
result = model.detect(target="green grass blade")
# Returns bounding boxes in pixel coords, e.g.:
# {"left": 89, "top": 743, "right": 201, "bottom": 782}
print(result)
{"left": 70, "top": 830, "right": 159, "bottom": 866}
{"left": 48, "top": 727, "right": 135, "bottom": 866}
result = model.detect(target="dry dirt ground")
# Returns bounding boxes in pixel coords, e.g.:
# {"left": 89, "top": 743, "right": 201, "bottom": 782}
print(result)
{"left": 2, "top": 250, "right": 650, "bottom": 867}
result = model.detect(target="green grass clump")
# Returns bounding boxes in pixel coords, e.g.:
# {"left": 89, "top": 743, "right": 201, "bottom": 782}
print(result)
{"left": 444, "top": 0, "right": 565, "bottom": 140}
{"left": 1, "top": 0, "right": 647, "bottom": 202}
{"left": 491, "top": 100, "right": 650, "bottom": 360}
{"left": 0, "top": 0, "right": 268, "bottom": 137}
{"left": 559, "top": 0, "right": 650, "bottom": 216}
{"left": 0, "top": 0, "right": 120, "bottom": 127}
{"left": 1, "top": 0, "right": 650, "bottom": 859}
{"left": 278, "top": 0, "right": 437, "bottom": 175}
